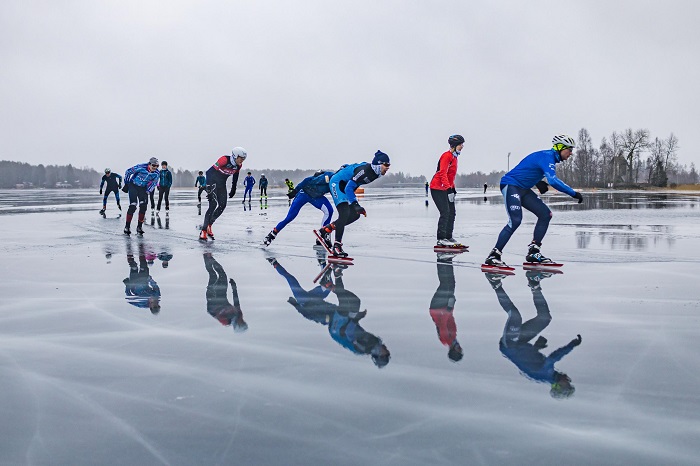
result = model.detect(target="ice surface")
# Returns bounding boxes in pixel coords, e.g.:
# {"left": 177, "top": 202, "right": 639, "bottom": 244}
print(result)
{"left": 1, "top": 188, "right": 700, "bottom": 465}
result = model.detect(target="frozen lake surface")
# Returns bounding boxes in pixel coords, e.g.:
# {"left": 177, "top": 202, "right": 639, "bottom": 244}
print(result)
{"left": 1, "top": 188, "right": 699, "bottom": 465}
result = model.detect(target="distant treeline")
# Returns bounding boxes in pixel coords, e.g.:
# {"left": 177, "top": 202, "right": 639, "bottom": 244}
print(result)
{"left": 0, "top": 161, "right": 430, "bottom": 189}
{"left": 0, "top": 161, "right": 100, "bottom": 189}
{"left": 3, "top": 129, "right": 698, "bottom": 190}
{"left": 555, "top": 128, "right": 697, "bottom": 187}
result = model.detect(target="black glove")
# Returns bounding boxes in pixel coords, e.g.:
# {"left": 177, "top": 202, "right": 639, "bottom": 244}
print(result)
{"left": 118, "top": 184, "right": 122, "bottom": 189}
{"left": 287, "top": 188, "right": 298, "bottom": 199}
{"left": 229, "top": 188, "right": 236, "bottom": 199}
{"left": 99, "top": 189, "right": 102, "bottom": 195}
{"left": 573, "top": 192, "right": 583, "bottom": 204}
{"left": 535, "top": 180, "right": 549, "bottom": 194}
{"left": 571, "top": 334, "right": 582, "bottom": 346}
{"left": 351, "top": 201, "right": 366, "bottom": 216}
{"left": 121, "top": 184, "right": 129, "bottom": 193}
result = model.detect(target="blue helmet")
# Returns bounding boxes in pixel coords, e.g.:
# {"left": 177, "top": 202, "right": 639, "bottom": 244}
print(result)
{"left": 372, "top": 150, "right": 390, "bottom": 166}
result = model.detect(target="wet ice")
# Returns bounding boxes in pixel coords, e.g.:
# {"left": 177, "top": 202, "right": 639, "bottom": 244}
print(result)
{"left": 1, "top": 188, "right": 699, "bottom": 465}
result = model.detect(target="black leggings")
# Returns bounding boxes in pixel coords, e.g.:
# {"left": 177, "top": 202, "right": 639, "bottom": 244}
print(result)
{"left": 126, "top": 184, "right": 148, "bottom": 226}
{"left": 203, "top": 180, "right": 228, "bottom": 229}
{"left": 333, "top": 202, "right": 361, "bottom": 243}
{"left": 157, "top": 186, "right": 170, "bottom": 210}
{"left": 431, "top": 188, "right": 456, "bottom": 240}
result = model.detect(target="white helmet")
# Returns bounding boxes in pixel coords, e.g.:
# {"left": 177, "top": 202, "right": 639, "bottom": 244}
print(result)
{"left": 231, "top": 147, "right": 247, "bottom": 159}
{"left": 552, "top": 134, "right": 576, "bottom": 148}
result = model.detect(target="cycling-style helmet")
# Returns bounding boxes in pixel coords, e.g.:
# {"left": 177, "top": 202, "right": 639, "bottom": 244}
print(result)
{"left": 552, "top": 134, "right": 576, "bottom": 149}
{"left": 104, "top": 168, "right": 111, "bottom": 173}
{"left": 231, "top": 147, "right": 247, "bottom": 159}
{"left": 448, "top": 134, "right": 465, "bottom": 148}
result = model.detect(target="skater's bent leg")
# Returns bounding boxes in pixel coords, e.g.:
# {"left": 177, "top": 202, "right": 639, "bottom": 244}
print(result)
{"left": 334, "top": 203, "right": 351, "bottom": 242}
{"left": 138, "top": 189, "right": 148, "bottom": 223}
{"left": 210, "top": 186, "right": 228, "bottom": 223}
{"left": 494, "top": 185, "right": 523, "bottom": 251}
{"left": 203, "top": 189, "right": 218, "bottom": 228}
{"left": 310, "top": 196, "right": 334, "bottom": 226}
{"left": 275, "top": 194, "right": 308, "bottom": 232}
{"left": 521, "top": 193, "right": 552, "bottom": 245}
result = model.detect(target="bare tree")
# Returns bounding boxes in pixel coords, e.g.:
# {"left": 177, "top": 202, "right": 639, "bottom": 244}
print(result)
{"left": 663, "top": 133, "right": 679, "bottom": 173}
{"left": 619, "top": 128, "right": 650, "bottom": 183}
{"left": 573, "top": 128, "right": 596, "bottom": 187}
{"left": 647, "top": 137, "right": 665, "bottom": 185}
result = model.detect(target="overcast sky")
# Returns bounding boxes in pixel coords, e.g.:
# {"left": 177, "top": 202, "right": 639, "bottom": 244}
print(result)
{"left": 1, "top": 0, "right": 698, "bottom": 176}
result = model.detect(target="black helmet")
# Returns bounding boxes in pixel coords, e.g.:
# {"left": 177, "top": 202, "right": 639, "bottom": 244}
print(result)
{"left": 448, "top": 134, "right": 465, "bottom": 147}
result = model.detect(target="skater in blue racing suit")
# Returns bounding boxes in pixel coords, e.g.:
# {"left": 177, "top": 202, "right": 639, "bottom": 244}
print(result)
{"left": 485, "top": 270, "right": 581, "bottom": 398}
{"left": 263, "top": 170, "right": 335, "bottom": 247}
{"left": 267, "top": 258, "right": 390, "bottom": 368}
{"left": 242, "top": 172, "right": 255, "bottom": 203}
{"left": 484, "top": 135, "right": 584, "bottom": 267}
{"left": 318, "top": 151, "right": 391, "bottom": 258}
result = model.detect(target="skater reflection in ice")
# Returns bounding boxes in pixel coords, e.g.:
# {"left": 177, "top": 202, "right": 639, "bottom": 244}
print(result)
{"left": 158, "top": 251, "right": 173, "bottom": 268}
{"left": 203, "top": 253, "right": 247, "bottom": 332}
{"left": 267, "top": 258, "right": 390, "bottom": 368}
{"left": 123, "top": 242, "right": 161, "bottom": 314}
{"left": 429, "top": 253, "right": 463, "bottom": 362}
{"left": 485, "top": 270, "right": 582, "bottom": 398}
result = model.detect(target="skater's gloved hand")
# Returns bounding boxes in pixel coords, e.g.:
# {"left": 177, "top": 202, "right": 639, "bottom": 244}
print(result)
{"left": 121, "top": 184, "right": 129, "bottom": 193}
{"left": 99, "top": 189, "right": 102, "bottom": 195}
{"left": 447, "top": 192, "right": 455, "bottom": 202}
{"left": 573, "top": 192, "right": 583, "bottom": 204}
{"left": 570, "top": 334, "right": 582, "bottom": 346}
{"left": 287, "top": 188, "right": 298, "bottom": 199}
{"left": 229, "top": 188, "right": 236, "bottom": 198}
{"left": 535, "top": 180, "right": 549, "bottom": 194}
{"left": 351, "top": 201, "right": 366, "bottom": 216}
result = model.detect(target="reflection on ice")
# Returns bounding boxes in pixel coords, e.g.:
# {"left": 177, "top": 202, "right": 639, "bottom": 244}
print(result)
{"left": 485, "top": 271, "right": 582, "bottom": 399}
{"left": 123, "top": 241, "right": 162, "bottom": 314}
{"left": 203, "top": 253, "right": 247, "bottom": 332}
{"left": 429, "top": 254, "right": 463, "bottom": 362}
{"left": 267, "top": 257, "right": 391, "bottom": 368}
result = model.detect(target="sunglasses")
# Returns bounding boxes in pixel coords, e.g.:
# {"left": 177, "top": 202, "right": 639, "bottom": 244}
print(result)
{"left": 150, "top": 164, "right": 158, "bottom": 168}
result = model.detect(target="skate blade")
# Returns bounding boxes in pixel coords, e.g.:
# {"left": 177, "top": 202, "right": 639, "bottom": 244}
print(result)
{"left": 313, "top": 263, "right": 332, "bottom": 283}
{"left": 481, "top": 264, "right": 515, "bottom": 273}
{"left": 433, "top": 246, "right": 468, "bottom": 253}
{"left": 522, "top": 262, "right": 563, "bottom": 268}
{"left": 327, "top": 256, "right": 354, "bottom": 265}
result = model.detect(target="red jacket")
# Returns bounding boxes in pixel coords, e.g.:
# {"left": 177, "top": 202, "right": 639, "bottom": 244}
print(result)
{"left": 429, "top": 150, "right": 458, "bottom": 191}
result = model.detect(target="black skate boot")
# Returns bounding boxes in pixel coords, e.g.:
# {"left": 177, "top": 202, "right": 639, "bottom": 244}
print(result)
{"left": 136, "top": 224, "right": 145, "bottom": 236}
{"left": 484, "top": 248, "right": 506, "bottom": 267}
{"left": 525, "top": 242, "right": 554, "bottom": 264}
{"left": 99, "top": 208, "right": 106, "bottom": 215}
{"left": 331, "top": 241, "right": 348, "bottom": 258}
{"left": 320, "top": 229, "right": 333, "bottom": 250}
{"left": 124, "top": 225, "right": 131, "bottom": 235}
{"left": 263, "top": 229, "right": 277, "bottom": 246}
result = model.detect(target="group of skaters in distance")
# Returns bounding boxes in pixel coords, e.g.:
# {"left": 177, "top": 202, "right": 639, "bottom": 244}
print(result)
{"left": 108, "top": 133, "right": 583, "bottom": 270}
